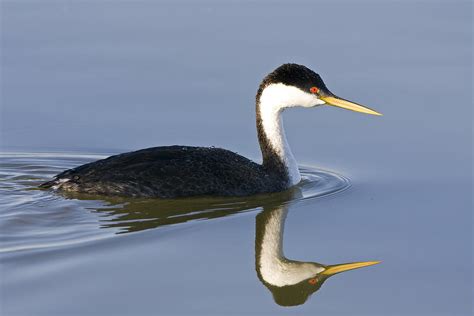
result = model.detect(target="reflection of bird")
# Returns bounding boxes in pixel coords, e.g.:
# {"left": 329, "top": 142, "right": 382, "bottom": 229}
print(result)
{"left": 40, "top": 63, "right": 381, "bottom": 198}
{"left": 255, "top": 202, "right": 379, "bottom": 306}
{"left": 85, "top": 188, "right": 301, "bottom": 234}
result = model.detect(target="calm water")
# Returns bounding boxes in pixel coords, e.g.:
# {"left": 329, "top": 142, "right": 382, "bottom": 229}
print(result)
{"left": 1, "top": 1, "right": 472, "bottom": 315}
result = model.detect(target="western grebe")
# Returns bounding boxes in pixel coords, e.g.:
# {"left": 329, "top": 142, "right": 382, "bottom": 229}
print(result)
{"left": 40, "top": 63, "right": 381, "bottom": 198}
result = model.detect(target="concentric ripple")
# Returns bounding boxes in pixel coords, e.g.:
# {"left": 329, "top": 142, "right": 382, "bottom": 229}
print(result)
{"left": 0, "top": 152, "right": 349, "bottom": 253}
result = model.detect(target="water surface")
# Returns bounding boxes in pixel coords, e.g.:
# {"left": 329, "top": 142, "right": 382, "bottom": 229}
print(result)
{"left": 1, "top": 1, "right": 472, "bottom": 315}
{"left": 0, "top": 153, "right": 349, "bottom": 252}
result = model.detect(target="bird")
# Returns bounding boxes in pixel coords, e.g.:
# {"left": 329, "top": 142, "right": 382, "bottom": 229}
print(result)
{"left": 40, "top": 63, "right": 381, "bottom": 198}
{"left": 255, "top": 200, "right": 380, "bottom": 306}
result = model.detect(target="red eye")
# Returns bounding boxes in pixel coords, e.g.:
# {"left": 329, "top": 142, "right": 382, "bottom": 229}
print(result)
{"left": 310, "top": 87, "right": 319, "bottom": 94}
{"left": 308, "top": 278, "right": 317, "bottom": 285}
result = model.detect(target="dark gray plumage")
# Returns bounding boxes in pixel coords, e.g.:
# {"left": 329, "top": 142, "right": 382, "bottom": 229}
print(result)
{"left": 40, "top": 146, "right": 288, "bottom": 198}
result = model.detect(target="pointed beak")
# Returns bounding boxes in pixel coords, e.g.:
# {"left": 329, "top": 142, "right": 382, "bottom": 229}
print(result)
{"left": 320, "top": 261, "right": 381, "bottom": 276}
{"left": 320, "top": 95, "right": 382, "bottom": 116}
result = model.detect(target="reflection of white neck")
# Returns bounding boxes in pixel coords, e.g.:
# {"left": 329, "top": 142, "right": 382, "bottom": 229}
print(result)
{"left": 258, "top": 205, "right": 323, "bottom": 287}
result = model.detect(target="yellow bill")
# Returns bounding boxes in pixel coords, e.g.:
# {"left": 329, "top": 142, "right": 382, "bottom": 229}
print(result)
{"left": 321, "top": 261, "right": 381, "bottom": 276}
{"left": 320, "top": 96, "right": 382, "bottom": 116}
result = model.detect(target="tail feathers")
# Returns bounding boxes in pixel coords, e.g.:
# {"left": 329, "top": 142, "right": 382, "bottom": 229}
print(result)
{"left": 39, "top": 177, "right": 70, "bottom": 189}
{"left": 39, "top": 179, "right": 57, "bottom": 188}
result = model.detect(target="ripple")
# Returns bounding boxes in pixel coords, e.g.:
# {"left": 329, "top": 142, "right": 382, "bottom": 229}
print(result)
{"left": 0, "top": 152, "right": 349, "bottom": 253}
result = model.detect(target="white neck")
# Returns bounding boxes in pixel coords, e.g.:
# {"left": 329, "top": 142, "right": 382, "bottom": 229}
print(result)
{"left": 259, "top": 84, "right": 313, "bottom": 186}
{"left": 258, "top": 205, "right": 324, "bottom": 287}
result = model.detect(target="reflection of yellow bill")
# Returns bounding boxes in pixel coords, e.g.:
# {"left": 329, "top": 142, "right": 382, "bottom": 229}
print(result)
{"left": 321, "top": 261, "right": 381, "bottom": 276}
{"left": 321, "top": 96, "right": 382, "bottom": 116}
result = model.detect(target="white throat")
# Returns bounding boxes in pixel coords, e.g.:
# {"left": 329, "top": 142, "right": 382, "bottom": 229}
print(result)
{"left": 258, "top": 205, "right": 324, "bottom": 287}
{"left": 258, "top": 83, "right": 324, "bottom": 185}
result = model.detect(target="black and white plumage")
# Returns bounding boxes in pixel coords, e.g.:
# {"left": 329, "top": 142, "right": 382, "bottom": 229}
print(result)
{"left": 40, "top": 63, "right": 380, "bottom": 198}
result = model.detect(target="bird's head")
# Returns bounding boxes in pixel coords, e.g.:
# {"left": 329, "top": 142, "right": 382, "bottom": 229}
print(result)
{"left": 257, "top": 63, "right": 382, "bottom": 115}
{"left": 261, "top": 260, "right": 380, "bottom": 307}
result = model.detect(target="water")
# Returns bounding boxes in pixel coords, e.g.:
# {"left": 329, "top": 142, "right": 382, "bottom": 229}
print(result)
{"left": 0, "top": 153, "right": 349, "bottom": 252}
{"left": 1, "top": 1, "right": 472, "bottom": 315}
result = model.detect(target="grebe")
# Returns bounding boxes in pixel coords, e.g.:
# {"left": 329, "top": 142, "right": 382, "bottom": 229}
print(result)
{"left": 40, "top": 63, "right": 381, "bottom": 198}
{"left": 256, "top": 202, "right": 380, "bottom": 306}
